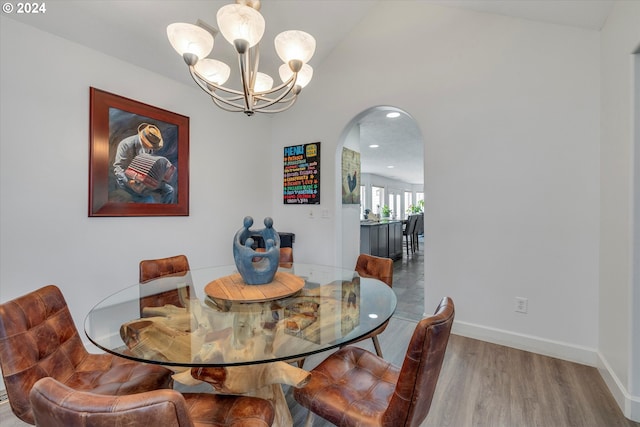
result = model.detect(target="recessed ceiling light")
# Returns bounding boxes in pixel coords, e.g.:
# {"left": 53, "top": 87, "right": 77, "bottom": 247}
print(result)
{"left": 386, "top": 112, "right": 400, "bottom": 118}
{"left": 369, "top": 144, "right": 379, "bottom": 148}
{"left": 387, "top": 165, "right": 394, "bottom": 168}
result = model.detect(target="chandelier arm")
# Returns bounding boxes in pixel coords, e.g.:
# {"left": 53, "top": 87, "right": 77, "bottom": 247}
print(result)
{"left": 258, "top": 93, "right": 297, "bottom": 104}
{"left": 253, "top": 97, "right": 298, "bottom": 114}
{"left": 208, "top": 91, "right": 249, "bottom": 111}
{"left": 252, "top": 87, "right": 294, "bottom": 103}
{"left": 188, "top": 65, "right": 243, "bottom": 96}
{"left": 211, "top": 96, "right": 245, "bottom": 113}
{"left": 254, "top": 72, "right": 296, "bottom": 97}
{"left": 188, "top": 66, "right": 251, "bottom": 111}
{"left": 250, "top": 75, "right": 298, "bottom": 110}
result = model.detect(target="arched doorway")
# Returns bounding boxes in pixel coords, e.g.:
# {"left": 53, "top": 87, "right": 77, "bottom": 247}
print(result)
{"left": 335, "top": 105, "right": 425, "bottom": 316}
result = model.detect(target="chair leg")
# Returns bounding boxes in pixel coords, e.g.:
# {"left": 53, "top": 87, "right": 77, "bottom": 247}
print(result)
{"left": 372, "top": 335, "right": 383, "bottom": 358}
{"left": 304, "top": 409, "right": 314, "bottom": 427}
{"left": 297, "top": 358, "right": 305, "bottom": 369}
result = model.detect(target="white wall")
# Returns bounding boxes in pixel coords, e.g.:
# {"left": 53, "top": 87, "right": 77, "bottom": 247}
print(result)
{"left": 0, "top": 17, "right": 273, "bottom": 333}
{"left": 599, "top": 0, "right": 640, "bottom": 420}
{"left": 271, "top": 2, "right": 600, "bottom": 363}
{"left": 2, "top": 1, "right": 638, "bottom": 420}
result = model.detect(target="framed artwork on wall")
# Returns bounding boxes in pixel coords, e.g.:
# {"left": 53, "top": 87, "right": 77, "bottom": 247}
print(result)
{"left": 342, "top": 147, "right": 360, "bottom": 204}
{"left": 88, "top": 87, "right": 189, "bottom": 216}
{"left": 283, "top": 142, "right": 320, "bottom": 204}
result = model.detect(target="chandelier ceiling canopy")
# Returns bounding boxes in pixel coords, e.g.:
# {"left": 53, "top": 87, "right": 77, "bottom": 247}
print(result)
{"left": 167, "top": 0, "right": 316, "bottom": 116}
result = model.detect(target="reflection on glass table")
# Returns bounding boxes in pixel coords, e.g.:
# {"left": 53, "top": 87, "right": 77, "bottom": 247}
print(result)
{"left": 85, "top": 263, "right": 396, "bottom": 367}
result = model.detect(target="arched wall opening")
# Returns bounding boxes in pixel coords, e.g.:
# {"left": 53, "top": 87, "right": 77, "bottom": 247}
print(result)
{"left": 334, "top": 105, "right": 426, "bottom": 312}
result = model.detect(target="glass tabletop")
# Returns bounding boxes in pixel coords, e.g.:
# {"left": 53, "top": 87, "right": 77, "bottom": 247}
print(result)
{"left": 85, "top": 263, "right": 397, "bottom": 367}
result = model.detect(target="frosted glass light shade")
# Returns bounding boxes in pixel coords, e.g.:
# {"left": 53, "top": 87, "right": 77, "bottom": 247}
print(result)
{"left": 194, "top": 59, "right": 231, "bottom": 85}
{"left": 167, "top": 23, "right": 214, "bottom": 59}
{"left": 279, "top": 63, "right": 313, "bottom": 88}
{"left": 254, "top": 72, "right": 274, "bottom": 93}
{"left": 217, "top": 4, "right": 265, "bottom": 48}
{"left": 274, "top": 31, "right": 316, "bottom": 64}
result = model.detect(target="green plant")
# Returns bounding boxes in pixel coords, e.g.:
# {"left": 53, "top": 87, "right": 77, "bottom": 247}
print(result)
{"left": 407, "top": 200, "right": 424, "bottom": 214}
{"left": 407, "top": 204, "right": 420, "bottom": 214}
{"left": 381, "top": 205, "right": 392, "bottom": 217}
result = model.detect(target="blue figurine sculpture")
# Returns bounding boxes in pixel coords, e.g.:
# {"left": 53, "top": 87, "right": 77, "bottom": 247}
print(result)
{"left": 233, "top": 216, "right": 281, "bottom": 285}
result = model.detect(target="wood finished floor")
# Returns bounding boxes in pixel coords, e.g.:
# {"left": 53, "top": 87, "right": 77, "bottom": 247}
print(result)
{"left": 2, "top": 242, "right": 637, "bottom": 426}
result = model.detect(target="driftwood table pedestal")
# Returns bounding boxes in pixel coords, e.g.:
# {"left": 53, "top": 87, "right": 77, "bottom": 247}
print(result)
{"left": 184, "top": 362, "right": 310, "bottom": 427}
{"left": 86, "top": 264, "right": 397, "bottom": 427}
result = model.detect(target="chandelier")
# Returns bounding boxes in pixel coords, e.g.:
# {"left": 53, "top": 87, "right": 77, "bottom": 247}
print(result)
{"left": 167, "top": 0, "right": 316, "bottom": 116}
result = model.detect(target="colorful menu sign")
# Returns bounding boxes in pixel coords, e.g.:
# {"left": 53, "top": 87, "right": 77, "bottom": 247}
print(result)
{"left": 283, "top": 142, "right": 320, "bottom": 204}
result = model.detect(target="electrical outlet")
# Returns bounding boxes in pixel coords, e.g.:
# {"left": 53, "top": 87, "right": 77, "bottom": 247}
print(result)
{"left": 515, "top": 297, "right": 528, "bottom": 314}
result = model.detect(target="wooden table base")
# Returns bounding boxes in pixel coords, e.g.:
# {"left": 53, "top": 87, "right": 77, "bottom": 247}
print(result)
{"left": 175, "top": 362, "right": 310, "bottom": 427}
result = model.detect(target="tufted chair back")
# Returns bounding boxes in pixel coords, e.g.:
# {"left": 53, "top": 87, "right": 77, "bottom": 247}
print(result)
{"left": 30, "top": 376, "right": 275, "bottom": 427}
{"left": 383, "top": 296, "right": 455, "bottom": 427}
{"left": 139, "top": 255, "right": 192, "bottom": 311}
{"left": 139, "top": 254, "right": 191, "bottom": 283}
{"left": 0, "top": 285, "right": 174, "bottom": 424}
{"left": 278, "top": 247, "right": 294, "bottom": 268}
{"left": 355, "top": 253, "right": 393, "bottom": 287}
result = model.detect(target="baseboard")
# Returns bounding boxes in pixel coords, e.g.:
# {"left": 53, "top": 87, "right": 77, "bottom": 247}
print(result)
{"left": 452, "top": 320, "right": 598, "bottom": 366}
{"left": 597, "top": 352, "right": 640, "bottom": 422}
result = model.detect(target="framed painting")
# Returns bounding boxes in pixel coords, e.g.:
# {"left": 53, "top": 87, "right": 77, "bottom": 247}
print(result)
{"left": 341, "top": 147, "right": 360, "bottom": 204}
{"left": 89, "top": 87, "right": 189, "bottom": 216}
{"left": 283, "top": 142, "right": 320, "bottom": 204}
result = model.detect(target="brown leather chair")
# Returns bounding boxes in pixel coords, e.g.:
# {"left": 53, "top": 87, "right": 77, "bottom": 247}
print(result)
{"left": 294, "top": 297, "right": 454, "bottom": 427}
{"left": 140, "top": 254, "right": 191, "bottom": 283}
{"left": 254, "top": 247, "right": 294, "bottom": 268}
{"left": 355, "top": 253, "right": 393, "bottom": 287}
{"left": 139, "top": 254, "right": 192, "bottom": 311}
{"left": 29, "top": 376, "right": 275, "bottom": 427}
{"left": 354, "top": 253, "right": 394, "bottom": 357}
{"left": 0, "top": 285, "right": 174, "bottom": 424}
{"left": 278, "top": 247, "right": 294, "bottom": 268}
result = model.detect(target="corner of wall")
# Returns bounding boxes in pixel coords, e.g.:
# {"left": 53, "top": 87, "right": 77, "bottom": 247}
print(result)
{"left": 597, "top": 352, "right": 640, "bottom": 422}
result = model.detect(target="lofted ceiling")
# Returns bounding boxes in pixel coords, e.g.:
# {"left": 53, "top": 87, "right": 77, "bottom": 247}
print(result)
{"left": 5, "top": 0, "right": 614, "bottom": 185}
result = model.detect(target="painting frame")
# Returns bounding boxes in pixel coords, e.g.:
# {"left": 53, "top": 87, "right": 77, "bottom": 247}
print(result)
{"left": 341, "top": 147, "right": 360, "bottom": 204}
{"left": 283, "top": 142, "right": 321, "bottom": 205}
{"left": 88, "top": 87, "right": 189, "bottom": 217}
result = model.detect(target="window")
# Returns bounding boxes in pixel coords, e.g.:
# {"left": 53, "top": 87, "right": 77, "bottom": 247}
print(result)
{"left": 416, "top": 192, "right": 424, "bottom": 210}
{"left": 372, "top": 186, "right": 384, "bottom": 214}
{"left": 404, "top": 191, "right": 412, "bottom": 219}
{"left": 394, "top": 194, "right": 400, "bottom": 219}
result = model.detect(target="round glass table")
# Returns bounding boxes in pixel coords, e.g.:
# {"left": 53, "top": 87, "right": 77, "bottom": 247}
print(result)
{"left": 84, "top": 263, "right": 397, "bottom": 368}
